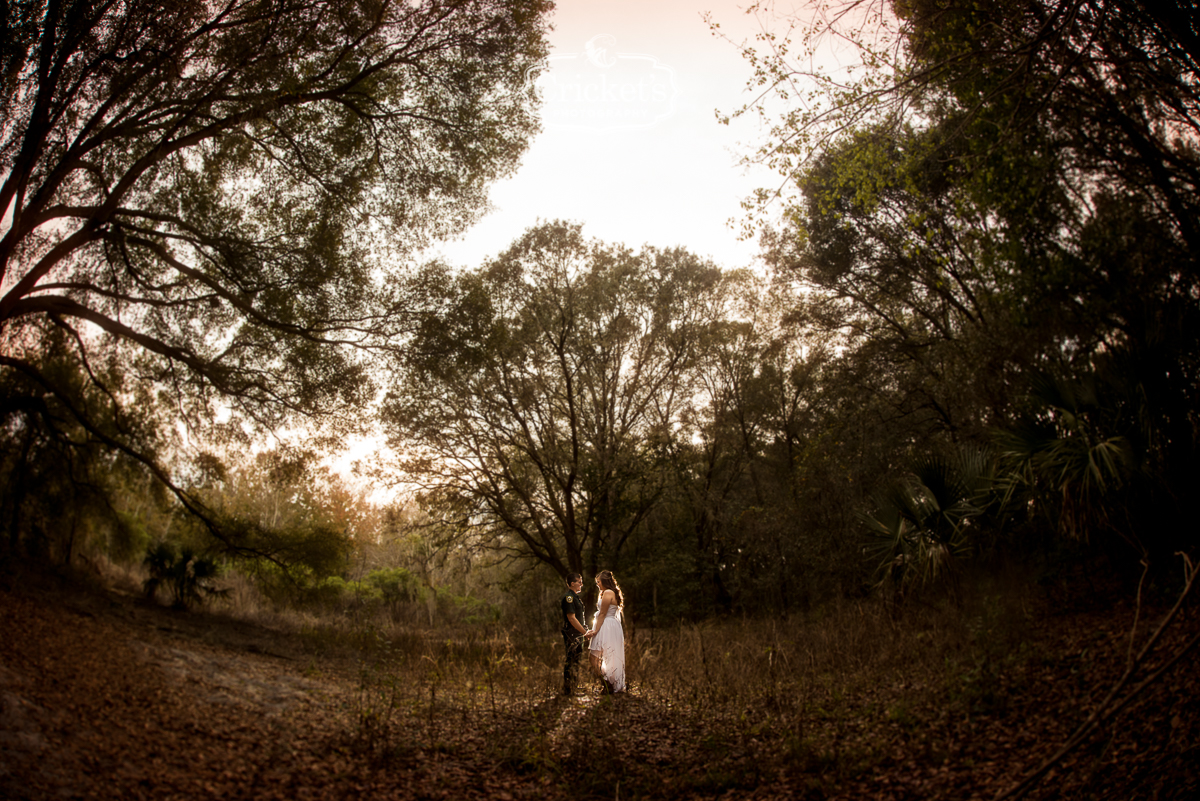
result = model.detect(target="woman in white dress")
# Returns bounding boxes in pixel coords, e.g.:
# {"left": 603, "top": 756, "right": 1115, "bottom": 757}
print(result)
{"left": 584, "top": 570, "right": 626, "bottom": 693}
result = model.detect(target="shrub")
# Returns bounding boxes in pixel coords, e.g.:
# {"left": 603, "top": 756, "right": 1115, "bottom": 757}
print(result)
{"left": 143, "top": 541, "right": 227, "bottom": 609}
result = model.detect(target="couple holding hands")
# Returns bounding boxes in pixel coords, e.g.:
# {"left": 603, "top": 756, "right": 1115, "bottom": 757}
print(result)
{"left": 560, "top": 571, "right": 625, "bottom": 695}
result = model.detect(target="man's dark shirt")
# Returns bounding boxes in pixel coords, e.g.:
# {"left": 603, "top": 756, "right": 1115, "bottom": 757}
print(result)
{"left": 561, "top": 588, "right": 586, "bottom": 633}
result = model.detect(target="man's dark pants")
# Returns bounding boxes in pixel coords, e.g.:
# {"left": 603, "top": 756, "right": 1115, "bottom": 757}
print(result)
{"left": 562, "top": 630, "right": 584, "bottom": 693}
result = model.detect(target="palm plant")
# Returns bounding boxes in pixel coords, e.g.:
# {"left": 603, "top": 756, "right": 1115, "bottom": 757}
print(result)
{"left": 862, "top": 446, "right": 996, "bottom": 594}
{"left": 143, "top": 542, "right": 226, "bottom": 610}
{"left": 994, "top": 371, "right": 1137, "bottom": 545}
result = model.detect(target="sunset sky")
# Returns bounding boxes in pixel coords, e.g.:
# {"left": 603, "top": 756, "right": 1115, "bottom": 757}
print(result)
{"left": 433, "top": 0, "right": 780, "bottom": 270}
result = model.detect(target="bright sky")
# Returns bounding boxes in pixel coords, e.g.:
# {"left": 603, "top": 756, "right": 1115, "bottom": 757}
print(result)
{"left": 339, "top": 2, "right": 787, "bottom": 492}
{"left": 431, "top": 0, "right": 777, "bottom": 271}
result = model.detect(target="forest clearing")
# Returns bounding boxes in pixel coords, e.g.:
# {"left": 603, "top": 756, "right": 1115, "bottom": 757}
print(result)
{"left": 4, "top": 1, "right": 1200, "bottom": 798}
{"left": 1, "top": 564, "right": 1196, "bottom": 800}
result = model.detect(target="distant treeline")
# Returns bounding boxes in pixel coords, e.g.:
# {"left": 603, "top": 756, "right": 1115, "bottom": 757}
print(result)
{"left": 2, "top": 0, "right": 1196, "bottom": 619}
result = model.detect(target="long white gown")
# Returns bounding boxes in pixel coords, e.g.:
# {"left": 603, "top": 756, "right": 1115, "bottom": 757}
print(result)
{"left": 589, "top": 595, "right": 625, "bottom": 692}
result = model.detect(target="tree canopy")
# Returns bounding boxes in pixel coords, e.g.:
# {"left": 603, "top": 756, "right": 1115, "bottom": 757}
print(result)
{"left": 384, "top": 221, "right": 729, "bottom": 579}
{"left": 735, "top": 0, "right": 1200, "bottom": 562}
{"left": 0, "top": 0, "right": 551, "bottom": 555}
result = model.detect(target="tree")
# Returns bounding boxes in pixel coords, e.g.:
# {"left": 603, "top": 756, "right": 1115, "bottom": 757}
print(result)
{"left": 663, "top": 272, "right": 821, "bottom": 613}
{"left": 725, "top": 0, "right": 1200, "bottom": 250}
{"left": 0, "top": 324, "right": 166, "bottom": 563}
{"left": 773, "top": 119, "right": 1070, "bottom": 441}
{"left": 732, "top": 0, "right": 1200, "bottom": 563}
{"left": 733, "top": 0, "right": 1200, "bottom": 371}
{"left": 383, "top": 221, "right": 727, "bottom": 580}
{"left": 188, "top": 446, "right": 358, "bottom": 586}
{"left": 895, "top": 0, "right": 1200, "bottom": 266}
{"left": 0, "top": 0, "right": 550, "bottom": 553}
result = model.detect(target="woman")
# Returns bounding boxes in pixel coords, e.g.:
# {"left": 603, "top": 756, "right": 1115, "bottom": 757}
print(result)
{"left": 583, "top": 570, "right": 626, "bottom": 693}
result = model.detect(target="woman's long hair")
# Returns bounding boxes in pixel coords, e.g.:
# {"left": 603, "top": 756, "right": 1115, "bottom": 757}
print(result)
{"left": 598, "top": 570, "right": 624, "bottom": 611}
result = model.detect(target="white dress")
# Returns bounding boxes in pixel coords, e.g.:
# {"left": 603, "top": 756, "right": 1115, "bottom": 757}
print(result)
{"left": 589, "top": 595, "right": 625, "bottom": 692}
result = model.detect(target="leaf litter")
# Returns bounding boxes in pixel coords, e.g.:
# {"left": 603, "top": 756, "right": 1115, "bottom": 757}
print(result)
{"left": 0, "top": 580, "right": 1196, "bottom": 800}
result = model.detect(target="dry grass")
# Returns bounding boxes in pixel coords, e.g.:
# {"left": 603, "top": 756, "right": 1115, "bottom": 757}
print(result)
{"left": 75, "top": 556, "right": 1195, "bottom": 798}
{"left": 18, "top": 544, "right": 1200, "bottom": 801}
{"left": 9, "top": 550, "right": 1195, "bottom": 801}
{"left": 635, "top": 583, "right": 1031, "bottom": 706}
{"left": 244, "top": 575, "right": 1046, "bottom": 792}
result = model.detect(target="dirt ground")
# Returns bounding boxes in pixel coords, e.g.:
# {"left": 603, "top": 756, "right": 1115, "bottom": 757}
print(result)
{"left": 2, "top": 568, "right": 1198, "bottom": 801}
{"left": 0, "top": 572, "right": 568, "bottom": 801}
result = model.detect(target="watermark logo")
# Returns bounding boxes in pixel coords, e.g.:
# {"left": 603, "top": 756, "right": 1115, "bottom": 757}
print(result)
{"left": 527, "top": 35, "right": 678, "bottom": 132}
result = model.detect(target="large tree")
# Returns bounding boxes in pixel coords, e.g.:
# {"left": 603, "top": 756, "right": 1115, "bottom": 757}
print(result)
{"left": 727, "top": 0, "right": 1200, "bottom": 238}
{"left": 732, "top": 0, "right": 1200, "bottom": 555}
{"left": 384, "top": 221, "right": 727, "bottom": 579}
{"left": 0, "top": 0, "right": 550, "bottom": 552}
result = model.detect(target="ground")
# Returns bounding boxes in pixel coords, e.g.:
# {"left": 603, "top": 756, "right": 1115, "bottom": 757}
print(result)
{"left": 0, "top": 576, "right": 550, "bottom": 801}
{"left": 0, "top": 570, "right": 1197, "bottom": 800}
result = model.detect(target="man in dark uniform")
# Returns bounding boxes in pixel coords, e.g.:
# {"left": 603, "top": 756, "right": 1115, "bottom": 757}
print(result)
{"left": 560, "top": 573, "right": 587, "bottom": 695}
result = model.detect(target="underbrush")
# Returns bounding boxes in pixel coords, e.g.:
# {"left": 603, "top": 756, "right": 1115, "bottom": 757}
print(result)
{"left": 296, "top": 570, "right": 1196, "bottom": 800}
{"left": 274, "top": 576, "right": 1040, "bottom": 793}
{"left": 573, "top": 583, "right": 1037, "bottom": 797}
{"left": 71, "top": 553, "right": 1197, "bottom": 799}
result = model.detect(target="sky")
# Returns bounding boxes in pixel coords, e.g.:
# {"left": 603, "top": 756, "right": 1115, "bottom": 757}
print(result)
{"left": 340, "top": 1, "right": 789, "bottom": 488}
{"left": 429, "top": 0, "right": 779, "bottom": 271}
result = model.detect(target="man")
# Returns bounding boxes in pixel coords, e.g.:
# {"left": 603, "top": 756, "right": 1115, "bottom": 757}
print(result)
{"left": 560, "top": 573, "right": 588, "bottom": 695}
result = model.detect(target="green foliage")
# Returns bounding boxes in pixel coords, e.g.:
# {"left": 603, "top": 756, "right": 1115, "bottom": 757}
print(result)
{"left": 303, "top": 567, "right": 498, "bottom": 628}
{"left": 186, "top": 447, "right": 360, "bottom": 589}
{"left": 0, "top": 327, "right": 169, "bottom": 565}
{"left": 433, "top": 587, "right": 500, "bottom": 626}
{"left": 220, "top": 516, "right": 351, "bottom": 587}
{"left": 862, "top": 447, "right": 999, "bottom": 593}
{"left": 994, "top": 345, "right": 1198, "bottom": 558}
{"left": 366, "top": 567, "right": 423, "bottom": 608}
{"left": 386, "top": 221, "right": 731, "bottom": 578}
{"left": 109, "top": 512, "right": 155, "bottom": 565}
{"left": 998, "top": 376, "right": 1134, "bottom": 530}
{"left": 728, "top": 0, "right": 1200, "bottom": 583}
{"left": 0, "top": 0, "right": 552, "bottom": 564}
